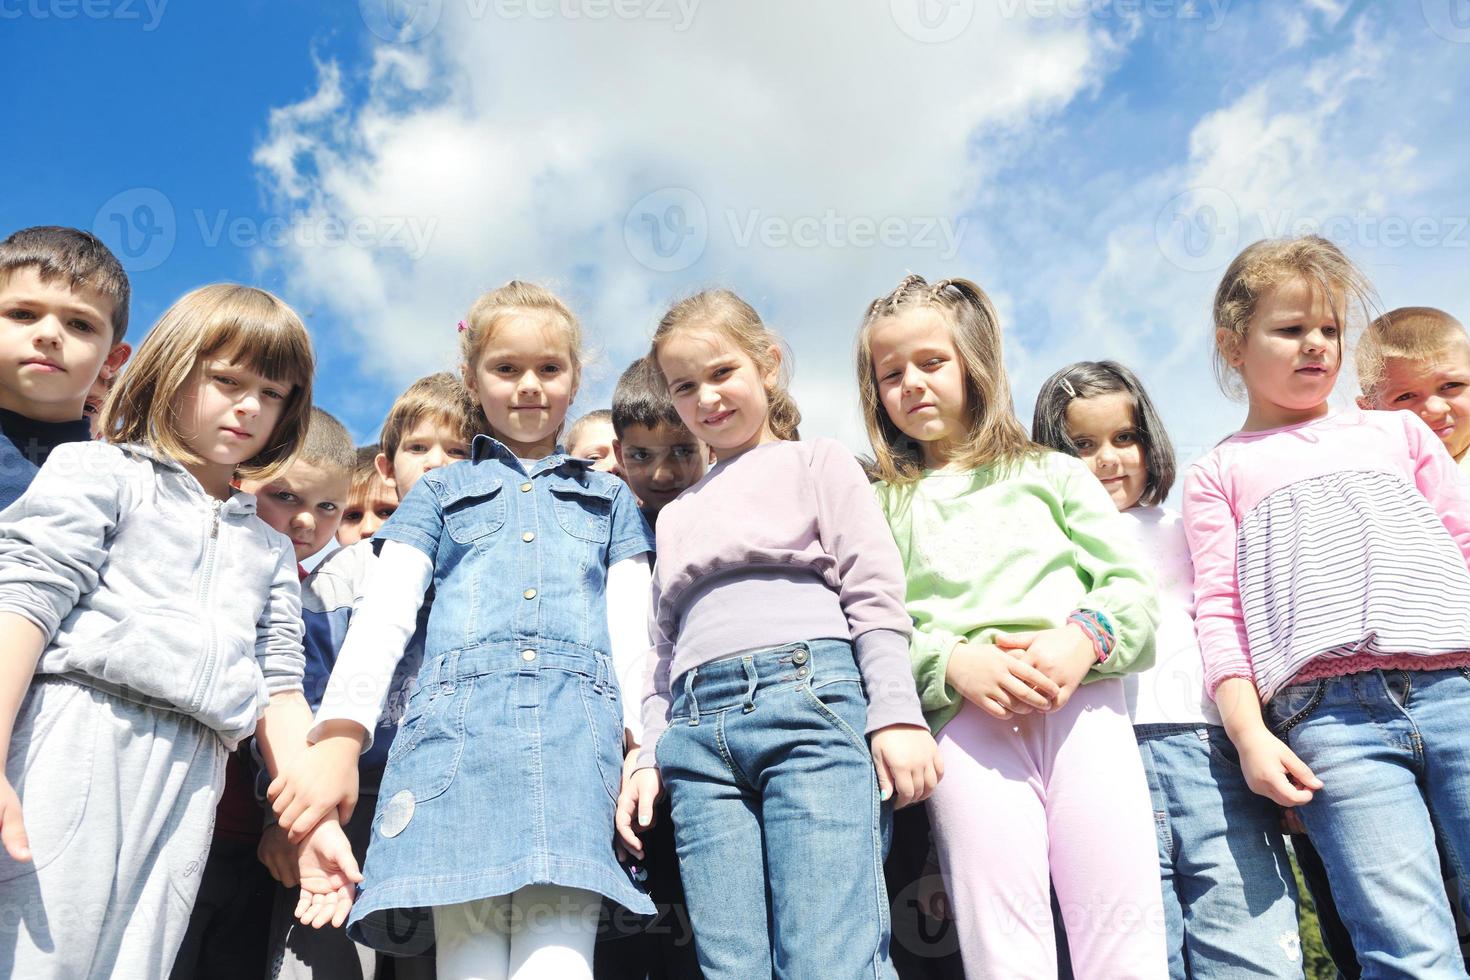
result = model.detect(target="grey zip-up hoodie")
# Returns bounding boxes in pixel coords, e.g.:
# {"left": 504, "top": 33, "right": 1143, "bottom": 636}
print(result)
{"left": 0, "top": 440, "right": 305, "bottom": 750}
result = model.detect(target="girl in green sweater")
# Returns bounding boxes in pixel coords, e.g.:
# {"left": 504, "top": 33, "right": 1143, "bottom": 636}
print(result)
{"left": 857, "top": 274, "right": 1166, "bottom": 979}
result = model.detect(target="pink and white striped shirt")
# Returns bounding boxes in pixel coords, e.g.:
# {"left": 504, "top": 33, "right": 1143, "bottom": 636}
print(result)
{"left": 1183, "top": 408, "right": 1470, "bottom": 703}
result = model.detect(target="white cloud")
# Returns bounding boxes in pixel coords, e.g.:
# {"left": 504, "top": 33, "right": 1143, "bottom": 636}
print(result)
{"left": 252, "top": 0, "right": 1118, "bottom": 448}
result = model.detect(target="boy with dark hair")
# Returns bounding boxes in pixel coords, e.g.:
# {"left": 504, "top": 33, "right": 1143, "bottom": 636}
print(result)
{"left": 596, "top": 356, "right": 709, "bottom": 980}
{"left": 0, "top": 226, "right": 131, "bottom": 508}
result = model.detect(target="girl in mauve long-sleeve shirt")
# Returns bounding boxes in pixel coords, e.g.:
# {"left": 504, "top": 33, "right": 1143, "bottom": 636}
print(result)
{"left": 617, "top": 289, "right": 941, "bottom": 980}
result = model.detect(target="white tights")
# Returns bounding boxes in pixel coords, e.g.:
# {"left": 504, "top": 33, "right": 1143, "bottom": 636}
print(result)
{"left": 432, "top": 885, "right": 602, "bottom": 980}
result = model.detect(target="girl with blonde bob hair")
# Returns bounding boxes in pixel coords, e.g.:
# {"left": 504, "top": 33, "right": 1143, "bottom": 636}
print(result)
{"left": 859, "top": 273, "right": 1165, "bottom": 977}
{"left": 0, "top": 282, "right": 324, "bottom": 976}
{"left": 99, "top": 282, "right": 315, "bottom": 482}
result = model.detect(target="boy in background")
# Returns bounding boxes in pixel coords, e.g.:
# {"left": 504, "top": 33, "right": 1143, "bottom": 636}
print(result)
{"left": 567, "top": 407, "right": 622, "bottom": 475}
{"left": 266, "top": 372, "right": 477, "bottom": 978}
{"left": 596, "top": 356, "right": 709, "bottom": 980}
{"left": 1357, "top": 306, "right": 1470, "bottom": 474}
{"left": 0, "top": 226, "right": 131, "bottom": 508}
{"left": 336, "top": 444, "right": 399, "bottom": 547}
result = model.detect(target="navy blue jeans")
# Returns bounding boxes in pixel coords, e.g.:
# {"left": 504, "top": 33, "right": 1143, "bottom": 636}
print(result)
{"left": 656, "top": 639, "right": 896, "bottom": 979}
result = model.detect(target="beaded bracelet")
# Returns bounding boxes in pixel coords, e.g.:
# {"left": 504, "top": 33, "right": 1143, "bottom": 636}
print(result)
{"left": 1067, "top": 609, "right": 1116, "bottom": 663}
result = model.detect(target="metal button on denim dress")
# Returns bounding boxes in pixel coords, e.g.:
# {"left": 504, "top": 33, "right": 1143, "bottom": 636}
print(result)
{"left": 345, "top": 435, "right": 656, "bottom": 955}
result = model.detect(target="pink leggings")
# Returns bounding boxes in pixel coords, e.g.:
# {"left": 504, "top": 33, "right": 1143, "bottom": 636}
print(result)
{"left": 927, "top": 678, "right": 1168, "bottom": 979}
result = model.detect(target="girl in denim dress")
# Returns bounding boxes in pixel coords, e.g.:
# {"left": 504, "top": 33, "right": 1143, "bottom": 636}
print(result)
{"left": 271, "top": 282, "right": 656, "bottom": 980}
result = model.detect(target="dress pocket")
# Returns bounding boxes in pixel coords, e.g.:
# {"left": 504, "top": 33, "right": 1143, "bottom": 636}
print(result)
{"left": 439, "top": 473, "right": 506, "bottom": 544}
{"left": 550, "top": 482, "right": 615, "bottom": 543}
{"left": 383, "top": 676, "right": 472, "bottom": 804}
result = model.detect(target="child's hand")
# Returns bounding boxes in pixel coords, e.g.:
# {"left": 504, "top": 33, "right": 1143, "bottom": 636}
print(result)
{"left": 294, "top": 818, "right": 363, "bottom": 930}
{"left": 869, "top": 724, "right": 943, "bottom": 808}
{"left": 994, "top": 625, "right": 1095, "bottom": 710}
{"left": 258, "top": 822, "right": 298, "bottom": 888}
{"left": 945, "top": 641, "right": 1059, "bottom": 719}
{"left": 0, "top": 775, "right": 30, "bottom": 863}
{"left": 1235, "top": 729, "right": 1322, "bottom": 807}
{"left": 268, "top": 727, "right": 363, "bottom": 843}
{"left": 615, "top": 766, "right": 662, "bottom": 861}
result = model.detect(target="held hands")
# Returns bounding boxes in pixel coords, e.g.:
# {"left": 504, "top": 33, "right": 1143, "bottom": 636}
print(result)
{"left": 945, "top": 641, "right": 1060, "bottom": 720}
{"left": 293, "top": 818, "right": 364, "bottom": 929}
{"left": 1235, "top": 729, "right": 1322, "bottom": 807}
{"left": 0, "top": 774, "right": 29, "bottom": 863}
{"left": 268, "top": 723, "right": 365, "bottom": 843}
{"left": 994, "top": 624, "right": 1097, "bottom": 711}
{"left": 258, "top": 822, "right": 298, "bottom": 887}
{"left": 869, "top": 724, "right": 943, "bottom": 809}
{"left": 615, "top": 760, "right": 662, "bottom": 861}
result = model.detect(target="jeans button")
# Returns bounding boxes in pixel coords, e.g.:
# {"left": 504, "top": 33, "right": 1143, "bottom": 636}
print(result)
{"left": 792, "top": 649, "right": 808, "bottom": 665}
{"left": 797, "top": 666, "right": 809, "bottom": 679}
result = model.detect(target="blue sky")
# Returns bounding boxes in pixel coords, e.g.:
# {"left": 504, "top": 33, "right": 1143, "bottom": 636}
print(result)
{"left": 7, "top": 0, "right": 1470, "bottom": 466}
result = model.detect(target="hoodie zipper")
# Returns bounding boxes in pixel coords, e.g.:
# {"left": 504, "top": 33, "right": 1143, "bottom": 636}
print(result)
{"left": 186, "top": 499, "right": 224, "bottom": 712}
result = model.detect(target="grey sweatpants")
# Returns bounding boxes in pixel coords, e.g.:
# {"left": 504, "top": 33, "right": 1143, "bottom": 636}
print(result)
{"left": 0, "top": 676, "right": 226, "bottom": 980}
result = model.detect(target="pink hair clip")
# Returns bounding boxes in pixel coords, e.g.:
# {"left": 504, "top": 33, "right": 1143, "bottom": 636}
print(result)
{"left": 457, "top": 320, "right": 467, "bottom": 333}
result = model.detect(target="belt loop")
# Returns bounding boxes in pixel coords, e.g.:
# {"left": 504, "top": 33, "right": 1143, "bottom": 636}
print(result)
{"left": 742, "top": 656, "right": 759, "bottom": 713}
{"left": 443, "top": 651, "right": 459, "bottom": 694}
{"left": 594, "top": 652, "right": 607, "bottom": 694}
{"left": 684, "top": 668, "right": 700, "bottom": 726}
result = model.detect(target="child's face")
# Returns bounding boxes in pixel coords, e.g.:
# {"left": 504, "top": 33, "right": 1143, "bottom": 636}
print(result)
{"left": 1224, "top": 277, "right": 1340, "bottom": 426}
{"left": 658, "top": 328, "right": 779, "bottom": 460}
{"left": 0, "top": 266, "right": 126, "bottom": 422}
{"left": 176, "top": 358, "right": 292, "bottom": 496}
{"left": 83, "top": 375, "right": 109, "bottom": 439}
{"left": 337, "top": 471, "right": 399, "bottom": 546}
{"left": 1065, "top": 393, "right": 1148, "bottom": 512}
{"left": 382, "top": 417, "right": 471, "bottom": 498}
{"left": 241, "top": 459, "right": 352, "bottom": 563}
{"left": 1363, "top": 340, "right": 1470, "bottom": 460}
{"left": 567, "top": 418, "right": 621, "bottom": 475}
{"left": 465, "top": 314, "right": 577, "bottom": 458}
{"left": 866, "top": 308, "right": 969, "bottom": 468}
{"left": 614, "top": 421, "right": 709, "bottom": 514}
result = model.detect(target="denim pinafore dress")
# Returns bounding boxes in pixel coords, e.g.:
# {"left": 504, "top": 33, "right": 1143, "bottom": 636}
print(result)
{"left": 346, "top": 435, "right": 656, "bottom": 954}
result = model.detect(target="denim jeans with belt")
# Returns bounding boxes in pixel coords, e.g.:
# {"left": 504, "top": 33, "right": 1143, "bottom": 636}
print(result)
{"left": 656, "top": 638, "right": 896, "bottom": 980}
{"left": 1266, "top": 667, "right": 1470, "bottom": 979}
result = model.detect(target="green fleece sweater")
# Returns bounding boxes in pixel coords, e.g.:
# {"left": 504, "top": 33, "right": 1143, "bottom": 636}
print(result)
{"left": 875, "top": 451, "right": 1158, "bottom": 735}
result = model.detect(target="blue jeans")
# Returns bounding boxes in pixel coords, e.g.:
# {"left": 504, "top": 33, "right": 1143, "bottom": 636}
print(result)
{"left": 1266, "top": 667, "right": 1470, "bottom": 979}
{"left": 1135, "top": 724, "right": 1303, "bottom": 980}
{"left": 656, "top": 639, "right": 895, "bottom": 980}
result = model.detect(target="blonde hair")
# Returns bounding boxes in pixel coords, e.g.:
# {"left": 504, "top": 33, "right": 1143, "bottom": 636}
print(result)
{"left": 857, "top": 274, "right": 1035, "bottom": 485}
{"left": 1212, "top": 235, "right": 1377, "bottom": 398}
{"left": 98, "top": 283, "right": 314, "bottom": 481}
{"left": 650, "top": 289, "right": 801, "bottom": 441}
{"left": 379, "top": 372, "right": 484, "bottom": 460}
{"left": 1356, "top": 307, "right": 1468, "bottom": 397}
{"left": 461, "top": 280, "right": 582, "bottom": 385}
